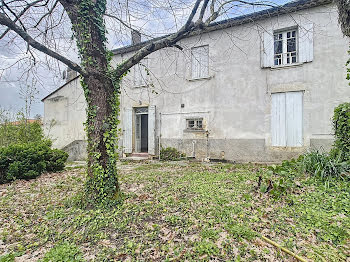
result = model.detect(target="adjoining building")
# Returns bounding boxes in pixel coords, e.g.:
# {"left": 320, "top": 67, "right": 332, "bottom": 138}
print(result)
{"left": 42, "top": 0, "right": 350, "bottom": 162}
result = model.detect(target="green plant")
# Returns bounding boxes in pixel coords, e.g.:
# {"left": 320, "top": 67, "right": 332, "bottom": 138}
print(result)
{"left": 160, "top": 147, "right": 185, "bottom": 161}
{"left": 0, "top": 142, "right": 68, "bottom": 184}
{"left": 41, "top": 242, "right": 84, "bottom": 262}
{"left": 0, "top": 253, "right": 15, "bottom": 262}
{"left": 194, "top": 240, "right": 219, "bottom": 256}
{"left": 331, "top": 102, "right": 350, "bottom": 161}
{"left": 299, "top": 150, "right": 350, "bottom": 181}
{"left": 0, "top": 110, "right": 45, "bottom": 147}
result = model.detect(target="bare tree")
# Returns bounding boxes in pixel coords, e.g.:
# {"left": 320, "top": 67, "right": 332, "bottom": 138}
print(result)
{"left": 0, "top": 0, "right": 275, "bottom": 206}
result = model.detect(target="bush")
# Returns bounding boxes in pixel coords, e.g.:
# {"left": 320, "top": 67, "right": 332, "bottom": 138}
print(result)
{"left": 0, "top": 142, "right": 68, "bottom": 184}
{"left": 160, "top": 146, "right": 185, "bottom": 161}
{"left": 299, "top": 151, "right": 350, "bottom": 180}
{"left": 41, "top": 242, "right": 84, "bottom": 262}
{"left": 0, "top": 118, "right": 44, "bottom": 147}
{"left": 331, "top": 102, "right": 350, "bottom": 161}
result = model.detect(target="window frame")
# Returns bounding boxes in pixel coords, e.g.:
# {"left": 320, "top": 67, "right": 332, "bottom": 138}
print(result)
{"left": 273, "top": 28, "right": 298, "bottom": 66}
{"left": 185, "top": 118, "right": 204, "bottom": 131}
{"left": 190, "top": 45, "right": 209, "bottom": 80}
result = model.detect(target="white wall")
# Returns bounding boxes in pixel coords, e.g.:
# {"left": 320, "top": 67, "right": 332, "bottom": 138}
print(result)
{"left": 43, "top": 2, "right": 350, "bottom": 161}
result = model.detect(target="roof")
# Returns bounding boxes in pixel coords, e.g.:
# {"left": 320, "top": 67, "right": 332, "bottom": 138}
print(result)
{"left": 41, "top": 75, "right": 79, "bottom": 101}
{"left": 42, "top": 0, "right": 332, "bottom": 101}
{"left": 111, "top": 0, "right": 332, "bottom": 55}
{"left": 6, "top": 119, "right": 42, "bottom": 126}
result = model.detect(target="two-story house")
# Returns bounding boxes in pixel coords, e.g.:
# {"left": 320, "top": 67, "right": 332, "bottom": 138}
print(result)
{"left": 42, "top": 0, "right": 350, "bottom": 162}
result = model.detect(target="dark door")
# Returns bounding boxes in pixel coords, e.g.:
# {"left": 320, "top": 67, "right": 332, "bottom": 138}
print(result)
{"left": 141, "top": 114, "right": 148, "bottom": 152}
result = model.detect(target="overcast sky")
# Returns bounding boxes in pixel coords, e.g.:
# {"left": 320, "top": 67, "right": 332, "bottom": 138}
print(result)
{"left": 0, "top": 0, "right": 289, "bottom": 119}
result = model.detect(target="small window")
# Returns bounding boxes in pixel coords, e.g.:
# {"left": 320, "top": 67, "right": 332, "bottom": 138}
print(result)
{"left": 191, "top": 45, "right": 209, "bottom": 79}
{"left": 274, "top": 29, "right": 297, "bottom": 66}
{"left": 134, "top": 58, "right": 149, "bottom": 87}
{"left": 186, "top": 118, "right": 203, "bottom": 130}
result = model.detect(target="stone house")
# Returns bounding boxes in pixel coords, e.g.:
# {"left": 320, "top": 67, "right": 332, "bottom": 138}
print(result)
{"left": 42, "top": 0, "right": 350, "bottom": 162}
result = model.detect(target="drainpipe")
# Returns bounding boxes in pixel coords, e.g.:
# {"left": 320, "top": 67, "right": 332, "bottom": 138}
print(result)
{"left": 158, "top": 112, "right": 162, "bottom": 160}
{"left": 206, "top": 130, "right": 210, "bottom": 160}
{"left": 192, "top": 140, "right": 196, "bottom": 158}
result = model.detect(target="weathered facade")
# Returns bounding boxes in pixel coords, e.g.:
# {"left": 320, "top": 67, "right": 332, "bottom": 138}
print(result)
{"left": 42, "top": 0, "right": 350, "bottom": 162}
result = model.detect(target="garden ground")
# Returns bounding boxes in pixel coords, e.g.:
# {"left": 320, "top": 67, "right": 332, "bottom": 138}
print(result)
{"left": 0, "top": 161, "right": 349, "bottom": 261}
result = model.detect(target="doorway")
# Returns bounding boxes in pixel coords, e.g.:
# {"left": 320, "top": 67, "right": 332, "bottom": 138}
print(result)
{"left": 135, "top": 107, "right": 148, "bottom": 153}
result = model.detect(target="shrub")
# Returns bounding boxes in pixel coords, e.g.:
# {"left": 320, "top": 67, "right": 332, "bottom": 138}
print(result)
{"left": 0, "top": 142, "right": 68, "bottom": 184}
{"left": 41, "top": 242, "right": 84, "bottom": 262}
{"left": 0, "top": 119, "right": 44, "bottom": 147}
{"left": 331, "top": 102, "right": 350, "bottom": 161}
{"left": 160, "top": 146, "right": 185, "bottom": 161}
{"left": 299, "top": 151, "right": 350, "bottom": 180}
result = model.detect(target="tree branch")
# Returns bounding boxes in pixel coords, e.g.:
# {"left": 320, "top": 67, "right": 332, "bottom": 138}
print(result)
{"left": 0, "top": 13, "right": 85, "bottom": 76}
{"left": 0, "top": 0, "right": 45, "bottom": 40}
{"left": 114, "top": 0, "right": 204, "bottom": 78}
{"left": 104, "top": 13, "right": 153, "bottom": 38}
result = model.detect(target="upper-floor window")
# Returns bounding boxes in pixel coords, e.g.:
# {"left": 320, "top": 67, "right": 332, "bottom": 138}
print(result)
{"left": 274, "top": 29, "right": 297, "bottom": 66}
{"left": 262, "top": 23, "right": 313, "bottom": 68}
{"left": 191, "top": 45, "right": 209, "bottom": 79}
{"left": 134, "top": 58, "right": 149, "bottom": 87}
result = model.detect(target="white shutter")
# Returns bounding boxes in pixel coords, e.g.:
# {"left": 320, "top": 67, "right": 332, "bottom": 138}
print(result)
{"left": 286, "top": 92, "right": 303, "bottom": 147}
{"left": 191, "top": 48, "right": 199, "bottom": 79}
{"left": 271, "top": 93, "right": 286, "bottom": 146}
{"left": 148, "top": 105, "right": 156, "bottom": 155}
{"left": 123, "top": 108, "right": 133, "bottom": 153}
{"left": 299, "top": 23, "right": 313, "bottom": 63}
{"left": 200, "top": 46, "right": 209, "bottom": 77}
{"left": 262, "top": 31, "right": 274, "bottom": 68}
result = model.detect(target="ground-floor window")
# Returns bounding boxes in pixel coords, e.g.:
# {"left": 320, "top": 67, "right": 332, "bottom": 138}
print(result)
{"left": 186, "top": 118, "right": 203, "bottom": 130}
{"left": 271, "top": 91, "right": 303, "bottom": 147}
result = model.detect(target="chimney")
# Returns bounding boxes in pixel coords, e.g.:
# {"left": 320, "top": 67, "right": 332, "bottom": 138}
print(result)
{"left": 131, "top": 29, "right": 141, "bottom": 45}
{"left": 66, "top": 67, "right": 77, "bottom": 82}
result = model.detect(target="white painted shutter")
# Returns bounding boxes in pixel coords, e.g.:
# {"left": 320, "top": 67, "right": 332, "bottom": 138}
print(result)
{"left": 200, "top": 46, "right": 209, "bottom": 77}
{"left": 134, "top": 64, "right": 141, "bottom": 86}
{"left": 262, "top": 31, "right": 274, "bottom": 68}
{"left": 271, "top": 93, "right": 286, "bottom": 146}
{"left": 148, "top": 105, "right": 156, "bottom": 155}
{"left": 286, "top": 92, "right": 303, "bottom": 147}
{"left": 134, "top": 58, "right": 148, "bottom": 86}
{"left": 299, "top": 23, "right": 314, "bottom": 63}
{"left": 123, "top": 108, "right": 133, "bottom": 153}
{"left": 191, "top": 48, "right": 199, "bottom": 79}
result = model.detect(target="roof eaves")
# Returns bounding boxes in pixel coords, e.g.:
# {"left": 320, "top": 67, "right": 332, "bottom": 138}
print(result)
{"left": 111, "top": 0, "right": 332, "bottom": 56}
{"left": 41, "top": 75, "right": 80, "bottom": 102}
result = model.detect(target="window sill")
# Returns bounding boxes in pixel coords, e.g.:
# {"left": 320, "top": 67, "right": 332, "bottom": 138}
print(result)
{"left": 270, "top": 62, "right": 304, "bottom": 70}
{"left": 187, "top": 75, "right": 213, "bottom": 82}
{"left": 268, "top": 146, "right": 305, "bottom": 152}
{"left": 133, "top": 84, "right": 149, "bottom": 88}
{"left": 183, "top": 129, "right": 206, "bottom": 133}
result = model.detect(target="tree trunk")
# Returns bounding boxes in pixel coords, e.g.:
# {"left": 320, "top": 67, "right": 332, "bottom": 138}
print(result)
{"left": 83, "top": 74, "right": 121, "bottom": 205}
{"left": 59, "top": 0, "right": 122, "bottom": 206}
{"left": 334, "top": 0, "right": 350, "bottom": 37}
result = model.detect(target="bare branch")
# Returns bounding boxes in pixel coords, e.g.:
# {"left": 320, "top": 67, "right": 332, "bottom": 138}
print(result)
{"left": 34, "top": 0, "right": 59, "bottom": 29}
{"left": 104, "top": 13, "right": 153, "bottom": 38}
{"left": 115, "top": 0, "right": 204, "bottom": 78}
{"left": 0, "top": 0, "right": 45, "bottom": 40}
{"left": 198, "top": 0, "right": 210, "bottom": 22}
{"left": 0, "top": 13, "right": 85, "bottom": 76}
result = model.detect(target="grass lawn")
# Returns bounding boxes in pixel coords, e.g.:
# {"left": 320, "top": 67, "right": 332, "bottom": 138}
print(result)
{"left": 0, "top": 161, "right": 349, "bottom": 261}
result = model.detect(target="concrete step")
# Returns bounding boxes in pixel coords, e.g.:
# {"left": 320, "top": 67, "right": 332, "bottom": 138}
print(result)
{"left": 123, "top": 153, "right": 150, "bottom": 161}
